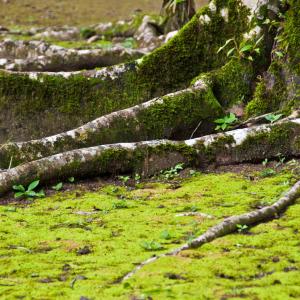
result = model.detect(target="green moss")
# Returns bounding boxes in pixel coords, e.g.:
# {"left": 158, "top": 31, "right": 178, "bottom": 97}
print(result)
{"left": 137, "top": 0, "right": 250, "bottom": 93}
{"left": 235, "top": 122, "right": 300, "bottom": 161}
{"left": 246, "top": 62, "right": 288, "bottom": 117}
{"left": 0, "top": 171, "right": 296, "bottom": 299}
{"left": 194, "top": 59, "right": 254, "bottom": 108}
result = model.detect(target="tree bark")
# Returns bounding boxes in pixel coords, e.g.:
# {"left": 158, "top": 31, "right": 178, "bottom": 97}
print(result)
{"left": 0, "top": 118, "right": 299, "bottom": 195}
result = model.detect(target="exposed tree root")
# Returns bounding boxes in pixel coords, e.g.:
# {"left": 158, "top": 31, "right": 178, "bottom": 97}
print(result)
{"left": 121, "top": 179, "right": 300, "bottom": 281}
{"left": 0, "top": 83, "right": 222, "bottom": 167}
{"left": 0, "top": 40, "right": 146, "bottom": 71}
{"left": 0, "top": 118, "right": 299, "bottom": 194}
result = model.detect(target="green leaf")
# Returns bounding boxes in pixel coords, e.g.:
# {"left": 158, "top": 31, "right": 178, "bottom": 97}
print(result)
{"left": 68, "top": 177, "right": 75, "bottom": 183}
{"left": 240, "top": 44, "right": 252, "bottom": 52}
{"left": 25, "top": 191, "right": 38, "bottom": 197}
{"left": 160, "top": 230, "right": 172, "bottom": 240}
{"left": 275, "top": 51, "right": 284, "bottom": 58}
{"left": 35, "top": 190, "right": 45, "bottom": 198}
{"left": 27, "top": 180, "right": 40, "bottom": 192}
{"left": 214, "top": 118, "right": 225, "bottom": 124}
{"left": 226, "top": 47, "right": 235, "bottom": 57}
{"left": 52, "top": 182, "right": 63, "bottom": 191}
{"left": 13, "top": 185, "right": 25, "bottom": 192}
{"left": 221, "top": 123, "right": 227, "bottom": 130}
{"left": 14, "top": 192, "right": 25, "bottom": 198}
{"left": 217, "top": 38, "right": 234, "bottom": 54}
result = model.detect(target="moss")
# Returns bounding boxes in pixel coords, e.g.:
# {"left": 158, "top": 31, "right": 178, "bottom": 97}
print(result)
{"left": 0, "top": 1, "right": 252, "bottom": 142}
{"left": 0, "top": 171, "right": 296, "bottom": 299}
{"left": 193, "top": 59, "right": 254, "bottom": 108}
{"left": 245, "top": 61, "right": 288, "bottom": 117}
{"left": 235, "top": 122, "right": 300, "bottom": 161}
{"left": 137, "top": 0, "right": 250, "bottom": 93}
{"left": 247, "top": 0, "right": 300, "bottom": 117}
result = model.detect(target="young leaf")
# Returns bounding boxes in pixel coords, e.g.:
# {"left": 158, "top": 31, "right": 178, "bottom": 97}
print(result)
{"left": 52, "top": 182, "right": 63, "bottom": 191}
{"left": 68, "top": 177, "right": 75, "bottom": 183}
{"left": 227, "top": 47, "right": 235, "bottom": 57}
{"left": 217, "top": 38, "right": 234, "bottom": 54}
{"left": 25, "top": 191, "right": 38, "bottom": 198}
{"left": 14, "top": 192, "right": 25, "bottom": 198}
{"left": 240, "top": 44, "right": 252, "bottom": 52}
{"left": 27, "top": 180, "right": 40, "bottom": 192}
{"left": 13, "top": 185, "right": 25, "bottom": 192}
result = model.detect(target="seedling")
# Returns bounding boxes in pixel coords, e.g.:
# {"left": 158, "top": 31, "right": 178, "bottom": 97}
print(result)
{"left": 134, "top": 173, "right": 141, "bottom": 183}
{"left": 160, "top": 230, "right": 172, "bottom": 240}
{"left": 13, "top": 180, "right": 45, "bottom": 199}
{"left": 68, "top": 177, "right": 75, "bottom": 183}
{"left": 264, "top": 113, "right": 282, "bottom": 124}
{"left": 214, "top": 113, "right": 237, "bottom": 131}
{"left": 140, "top": 240, "right": 163, "bottom": 251}
{"left": 218, "top": 35, "right": 264, "bottom": 61}
{"left": 262, "top": 158, "right": 268, "bottom": 166}
{"left": 236, "top": 224, "right": 248, "bottom": 233}
{"left": 161, "top": 163, "right": 184, "bottom": 180}
{"left": 118, "top": 176, "right": 130, "bottom": 185}
{"left": 52, "top": 182, "right": 63, "bottom": 191}
{"left": 260, "top": 168, "right": 276, "bottom": 178}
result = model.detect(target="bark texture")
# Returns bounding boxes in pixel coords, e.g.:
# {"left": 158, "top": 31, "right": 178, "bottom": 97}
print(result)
{"left": 0, "top": 118, "right": 299, "bottom": 194}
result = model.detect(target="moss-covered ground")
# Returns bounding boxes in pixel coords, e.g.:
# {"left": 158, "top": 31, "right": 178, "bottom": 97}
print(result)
{"left": 0, "top": 169, "right": 299, "bottom": 299}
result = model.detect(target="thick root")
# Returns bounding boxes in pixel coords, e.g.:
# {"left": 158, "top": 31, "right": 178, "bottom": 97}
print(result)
{"left": 0, "top": 118, "right": 299, "bottom": 194}
{"left": 0, "top": 83, "right": 222, "bottom": 168}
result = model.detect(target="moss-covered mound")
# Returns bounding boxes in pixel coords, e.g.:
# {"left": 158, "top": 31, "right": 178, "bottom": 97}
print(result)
{"left": 0, "top": 170, "right": 299, "bottom": 299}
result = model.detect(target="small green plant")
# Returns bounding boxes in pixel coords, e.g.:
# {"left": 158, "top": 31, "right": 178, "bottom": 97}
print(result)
{"left": 68, "top": 177, "right": 75, "bottom": 183}
{"left": 112, "top": 201, "right": 129, "bottom": 209}
{"left": 264, "top": 113, "right": 282, "bottom": 124}
{"left": 214, "top": 113, "right": 237, "bottom": 131}
{"left": 161, "top": 163, "right": 184, "bottom": 180}
{"left": 140, "top": 240, "right": 163, "bottom": 251}
{"left": 236, "top": 224, "right": 248, "bottom": 233}
{"left": 262, "top": 158, "right": 269, "bottom": 166}
{"left": 134, "top": 173, "right": 141, "bottom": 183}
{"left": 260, "top": 168, "right": 276, "bottom": 178}
{"left": 118, "top": 176, "right": 130, "bottom": 185}
{"left": 217, "top": 35, "right": 264, "bottom": 61}
{"left": 52, "top": 182, "right": 63, "bottom": 191}
{"left": 160, "top": 230, "right": 172, "bottom": 240}
{"left": 13, "top": 180, "right": 45, "bottom": 199}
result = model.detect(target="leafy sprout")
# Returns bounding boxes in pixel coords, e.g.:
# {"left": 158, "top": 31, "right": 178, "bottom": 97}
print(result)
{"left": 13, "top": 180, "right": 45, "bottom": 199}
{"left": 214, "top": 113, "right": 237, "bottom": 131}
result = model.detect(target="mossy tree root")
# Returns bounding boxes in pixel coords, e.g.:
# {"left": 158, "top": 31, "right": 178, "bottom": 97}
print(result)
{"left": 0, "top": 83, "right": 222, "bottom": 168}
{"left": 122, "top": 178, "right": 300, "bottom": 281}
{"left": 0, "top": 118, "right": 299, "bottom": 195}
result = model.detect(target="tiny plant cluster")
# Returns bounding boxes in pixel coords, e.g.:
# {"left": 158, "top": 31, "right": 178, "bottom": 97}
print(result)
{"left": 214, "top": 113, "right": 237, "bottom": 131}
{"left": 217, "top": 35, "right": 264, "bottom": 61}
{"left": 13, "top": 180, "right": 45, "bottom": 199}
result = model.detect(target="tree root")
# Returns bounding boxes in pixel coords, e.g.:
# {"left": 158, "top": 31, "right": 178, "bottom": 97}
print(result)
{"left": 121, "top": 179, "right": 300, "bottom": 281}
{"left": 0, "top": 40, "right": 146, "bottom": 72}
{"left": 0, "top": 118, "right": 299, "bottom": 194}
{"left": 0, "top": 83, "right": 222, "bottom": 168}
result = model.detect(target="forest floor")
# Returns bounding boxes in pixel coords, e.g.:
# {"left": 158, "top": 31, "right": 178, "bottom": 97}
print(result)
{"left": 1, "top": 162, "right": 300, "bottom": 299}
